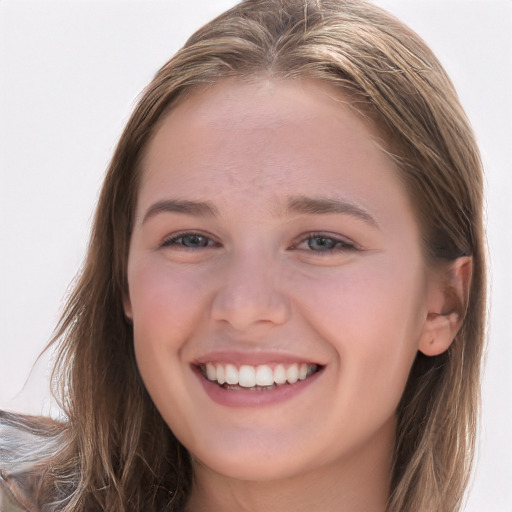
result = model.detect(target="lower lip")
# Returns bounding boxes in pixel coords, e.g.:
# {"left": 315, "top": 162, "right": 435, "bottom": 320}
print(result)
{"left": 194, "top": 367, "right": 323, "bottom": 407}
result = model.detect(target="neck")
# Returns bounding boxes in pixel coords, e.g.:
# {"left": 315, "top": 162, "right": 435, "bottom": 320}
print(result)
{"left": 185, "top": 422, "right": 393, "bottom": 512}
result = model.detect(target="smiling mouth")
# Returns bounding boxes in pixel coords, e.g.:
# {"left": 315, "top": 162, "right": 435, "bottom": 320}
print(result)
{"left": 198, "top": 362, "right": 321, "bottom": 390}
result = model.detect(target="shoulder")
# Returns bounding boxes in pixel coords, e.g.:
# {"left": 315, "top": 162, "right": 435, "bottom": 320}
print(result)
{"left": 0, "top": 411, "right": 65, "bottom": 512}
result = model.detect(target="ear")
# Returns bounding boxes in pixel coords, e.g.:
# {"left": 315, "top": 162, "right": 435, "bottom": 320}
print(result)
{"left": 418, "top": 256, "right": 472, "bottom": 356}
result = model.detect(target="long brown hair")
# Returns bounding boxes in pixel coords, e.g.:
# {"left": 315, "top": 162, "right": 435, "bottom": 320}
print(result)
{"left": 31, "top": 1, "right": 486, "bottom": 510}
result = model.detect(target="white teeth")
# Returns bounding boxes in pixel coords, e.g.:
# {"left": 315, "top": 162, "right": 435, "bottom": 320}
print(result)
{"left": 201, "top": 362, "right": 318, "bottom": 388}
{"left": 206, "top": 363, "right": 216, "bottom": 381}
{"left": 274, "top": 364, "right": 287, "bottom": 385}
{"left": 216, "top": 364, "right": 225, "bottom": 385}
{"left": 239, "top": 365, "right": 256, "bottom": 387}
{"left": 286, "top": 364, "right": 299, "bottom": 384}
{"left": 255, "top": 365, "right": 274, "bottom": 386}
{"left": 225, "top": 364, "right": 238, "bottom": 385}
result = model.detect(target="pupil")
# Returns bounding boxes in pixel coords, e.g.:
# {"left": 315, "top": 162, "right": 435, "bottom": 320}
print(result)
{"left": 183, "top": 235, "right": 207, "bottom": 247}
{"left": 309, "top": 237, "right": 335, "bottom": 251}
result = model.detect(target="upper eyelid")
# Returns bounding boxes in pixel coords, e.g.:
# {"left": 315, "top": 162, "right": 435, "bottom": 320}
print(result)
{"left": 160, "top": 230, "right": 220, "bottom": 248}
{"left": 291, "top": 232, "right": 358, "bottom": 249}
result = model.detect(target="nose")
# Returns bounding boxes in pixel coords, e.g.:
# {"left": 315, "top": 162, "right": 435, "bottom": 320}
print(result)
{"left": 210, "top": 251, "right": 291, "bottom": 331}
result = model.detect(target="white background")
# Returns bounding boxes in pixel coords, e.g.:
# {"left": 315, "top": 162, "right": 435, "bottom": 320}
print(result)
{"left": 1, "top": 1, "right": 510, "bottom": 510}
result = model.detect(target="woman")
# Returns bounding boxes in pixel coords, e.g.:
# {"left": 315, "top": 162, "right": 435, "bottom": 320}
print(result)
{"left": 0, "top": 1, "right": 486, "bottom": 511}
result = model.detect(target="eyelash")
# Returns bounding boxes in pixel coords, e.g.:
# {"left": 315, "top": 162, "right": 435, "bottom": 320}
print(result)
{"left": 160, "top": 231, "right": 357, "bottom": 253}
{"left": 160, "top": 231, "right": 219, "bottom": 250}
{"left": 291, "top": 232, "right": 358, "bottom": 254}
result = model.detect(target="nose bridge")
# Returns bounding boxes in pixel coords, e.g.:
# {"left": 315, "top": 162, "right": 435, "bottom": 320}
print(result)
{"left": 210, "top": 246, "right": 290, "bottom": 330}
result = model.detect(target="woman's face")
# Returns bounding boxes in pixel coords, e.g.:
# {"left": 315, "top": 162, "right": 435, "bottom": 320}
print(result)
{"left": 125, "top": 78, "right": 437, "bottom": 482}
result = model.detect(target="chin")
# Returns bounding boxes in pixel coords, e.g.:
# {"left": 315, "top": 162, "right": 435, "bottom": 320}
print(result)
{"left": 187, "top": 428, "right": 315, "bottom": 482}
{"left": 193, "top": 452, "right": 307, "bottom": 483}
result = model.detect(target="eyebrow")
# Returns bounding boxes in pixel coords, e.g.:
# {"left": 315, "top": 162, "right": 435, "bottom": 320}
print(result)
{"left": 142, "top": 199, "right": 218, "bottom": 223}
{"left": 141, "top": 195, "right": 378, "bottom": 229}
{"left": 284, "top": 195, "right": 379, "bottom": 228}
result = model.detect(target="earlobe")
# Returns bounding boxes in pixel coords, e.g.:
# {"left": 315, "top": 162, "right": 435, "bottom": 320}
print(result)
{"left": 418, "top": 311, "right": 462, "bottom": 356}
{"left": 418, "top": 256, "right": 472, "bottom": 357}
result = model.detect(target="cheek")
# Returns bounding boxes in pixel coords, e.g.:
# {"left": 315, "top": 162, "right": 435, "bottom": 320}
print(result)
{"left": 128, "top": 260, "right": 212, "bottom": 354}
{"left": 294, "top": 256, "right": 426, "bottom": 386}
{"left": 127, "top": 260, "right": 213, "bottom": 435}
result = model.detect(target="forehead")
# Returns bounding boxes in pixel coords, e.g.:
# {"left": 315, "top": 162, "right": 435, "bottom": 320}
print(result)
{"left": 144, "top": 78, "right": 382, "bottom": 167}
{"left": 136, "top": 77, "right": 413, "bottom": 232}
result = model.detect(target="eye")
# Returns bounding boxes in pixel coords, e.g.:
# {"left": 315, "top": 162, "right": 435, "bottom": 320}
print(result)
{"left": 160, "top": 232, "right": 219, "bottom": 250}
{"left": 307, "top": 236, "right": 341, "bottom": 251}
{"left": 292, "top": 232, "right": 357, "bottom": 253}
